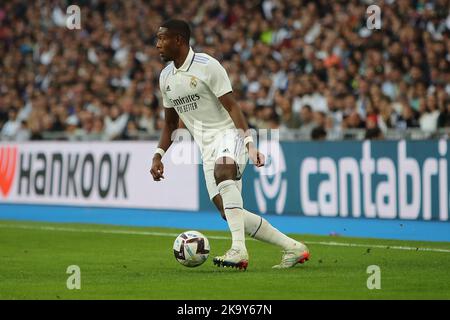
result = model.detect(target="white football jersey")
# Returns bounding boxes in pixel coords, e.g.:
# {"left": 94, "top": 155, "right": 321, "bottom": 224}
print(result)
{"left": 159, "top": 47, "right": 236, "bottom": 153}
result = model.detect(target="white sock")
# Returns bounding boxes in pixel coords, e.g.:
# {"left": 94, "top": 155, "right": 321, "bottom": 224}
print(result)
{"left": 243, "top": 209, "right": 301, "bottom": 250}
{"left": 217, "top": 180, "right": 246, "bottom": 251}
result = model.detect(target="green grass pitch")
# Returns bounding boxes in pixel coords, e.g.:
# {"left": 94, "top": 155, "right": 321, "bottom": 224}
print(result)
{"left": 0, "top": 220, "right": 449, "bottom": 300}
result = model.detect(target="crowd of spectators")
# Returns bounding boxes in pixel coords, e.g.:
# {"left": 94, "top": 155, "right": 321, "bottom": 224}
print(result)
{"left": 0, "top": 0, "right": 449, "bottom": 141}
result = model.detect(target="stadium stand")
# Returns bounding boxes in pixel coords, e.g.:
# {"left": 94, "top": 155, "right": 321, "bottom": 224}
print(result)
{"left": 0, "top": 0, "right": 449, "bottom": 141}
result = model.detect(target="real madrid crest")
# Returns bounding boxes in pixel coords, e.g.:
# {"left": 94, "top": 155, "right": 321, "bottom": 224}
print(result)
{"left": 190, "top": 76, "right": 197, "bottom": 88}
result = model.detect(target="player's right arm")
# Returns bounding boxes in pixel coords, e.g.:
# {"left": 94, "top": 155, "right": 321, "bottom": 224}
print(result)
{"left": 150, "top": 107, "right": 179, "bottom": 181}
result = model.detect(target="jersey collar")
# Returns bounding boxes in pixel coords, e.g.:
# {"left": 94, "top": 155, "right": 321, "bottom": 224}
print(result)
{"left": 173, "top": 47, "right": 195, "bottom": 74}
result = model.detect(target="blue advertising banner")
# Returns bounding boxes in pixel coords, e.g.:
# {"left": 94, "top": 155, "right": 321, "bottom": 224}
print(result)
{"left": 200, "top": 139, "right": 449, "bottom": 222}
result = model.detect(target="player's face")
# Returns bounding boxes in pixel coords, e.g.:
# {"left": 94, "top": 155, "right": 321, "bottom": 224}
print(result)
{"left": 156, "top": 27, "right": 179, "bottom": 62}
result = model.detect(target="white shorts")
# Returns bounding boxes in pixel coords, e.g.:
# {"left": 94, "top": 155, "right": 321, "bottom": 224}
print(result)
{"left": 202, "top": 130, "right": 248, "bottom": 200}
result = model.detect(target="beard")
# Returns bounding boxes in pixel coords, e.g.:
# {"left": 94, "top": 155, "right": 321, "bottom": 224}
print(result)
{"left": 160, "top": 53, "right": 172, "bottom": 62}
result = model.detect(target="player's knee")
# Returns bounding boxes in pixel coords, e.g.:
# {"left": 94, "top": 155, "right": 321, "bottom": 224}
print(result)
{"left": 214, "top": 162, "right": 236, "bottom": 185}
{"left": 216, "top": 200, "right": 226, "bottom": 220}
{"left": 212, "top": 195, "right": 227, "bottom": 221}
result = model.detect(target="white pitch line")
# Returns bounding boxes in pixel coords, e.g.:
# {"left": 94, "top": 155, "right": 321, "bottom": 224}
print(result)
{"left": 304, "top": 240, "right": 450, "bottom": 253}
{"left": 0, "top": 223, "right": 449, "bottom": 253}
{"left": 0, "top": 224, "right": 229, "bottom": 240}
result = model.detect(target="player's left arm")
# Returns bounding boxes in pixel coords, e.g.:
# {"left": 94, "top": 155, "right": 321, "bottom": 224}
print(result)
{"left": 207, "top": 58, "right": 264, "bottom": 167}
{"left": 219, "top": 93, "right": 265, "bottom": 167}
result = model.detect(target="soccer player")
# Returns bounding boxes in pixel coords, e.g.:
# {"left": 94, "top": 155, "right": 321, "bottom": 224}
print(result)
{"left": 150, "top": 19, "right": 310, "bottom": 270}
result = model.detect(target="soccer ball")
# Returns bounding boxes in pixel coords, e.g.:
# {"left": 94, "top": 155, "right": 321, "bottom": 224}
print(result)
{"left": 173, "top": 230, "right": 210, "bottom": 267}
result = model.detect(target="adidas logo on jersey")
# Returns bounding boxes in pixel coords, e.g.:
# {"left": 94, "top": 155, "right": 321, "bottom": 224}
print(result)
{"left": 222, "top": 148, "right": 230, "bottom": 153}
{"left": 166, "top": 85, "right": 171, "bottom": 91}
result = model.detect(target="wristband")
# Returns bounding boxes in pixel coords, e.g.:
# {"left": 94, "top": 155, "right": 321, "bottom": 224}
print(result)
{"left": 244, "top": 135, "right": 254, "bottom": 146}
{"left": 154, "top": 147, "right": 165, "bottom": 158}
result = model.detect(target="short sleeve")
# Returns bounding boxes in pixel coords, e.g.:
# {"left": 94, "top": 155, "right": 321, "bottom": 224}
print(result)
{"left": 159, "top": 71, "right": 172, "bottom": 108}
{"left": 205, "top": 59, "right": 233, "bottom": 98}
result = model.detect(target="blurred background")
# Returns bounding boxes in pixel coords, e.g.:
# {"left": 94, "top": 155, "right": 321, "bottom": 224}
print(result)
{"left": 1, "top": 2, "right": 449, "bottom": 302}
{"left": 1, "top": 0, "right": 449, "bottom": 142}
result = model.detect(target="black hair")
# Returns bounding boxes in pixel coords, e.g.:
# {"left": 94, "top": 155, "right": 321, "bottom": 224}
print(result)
{"left": 302, "top": 104, "right": 312, "bottom": 112}
{"left": 161, "top": 19, "right": 191, "bottom": 43}
{"left": 365, "top": 127, "right": 383, "bottom": 140}
{"left": 311, "top": 126, "right": 327, "bottom": 140}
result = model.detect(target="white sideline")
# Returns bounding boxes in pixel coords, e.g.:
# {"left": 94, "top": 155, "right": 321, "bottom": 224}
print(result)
{"left": 0, "top": 223, "right": 449, "bottom": 253}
